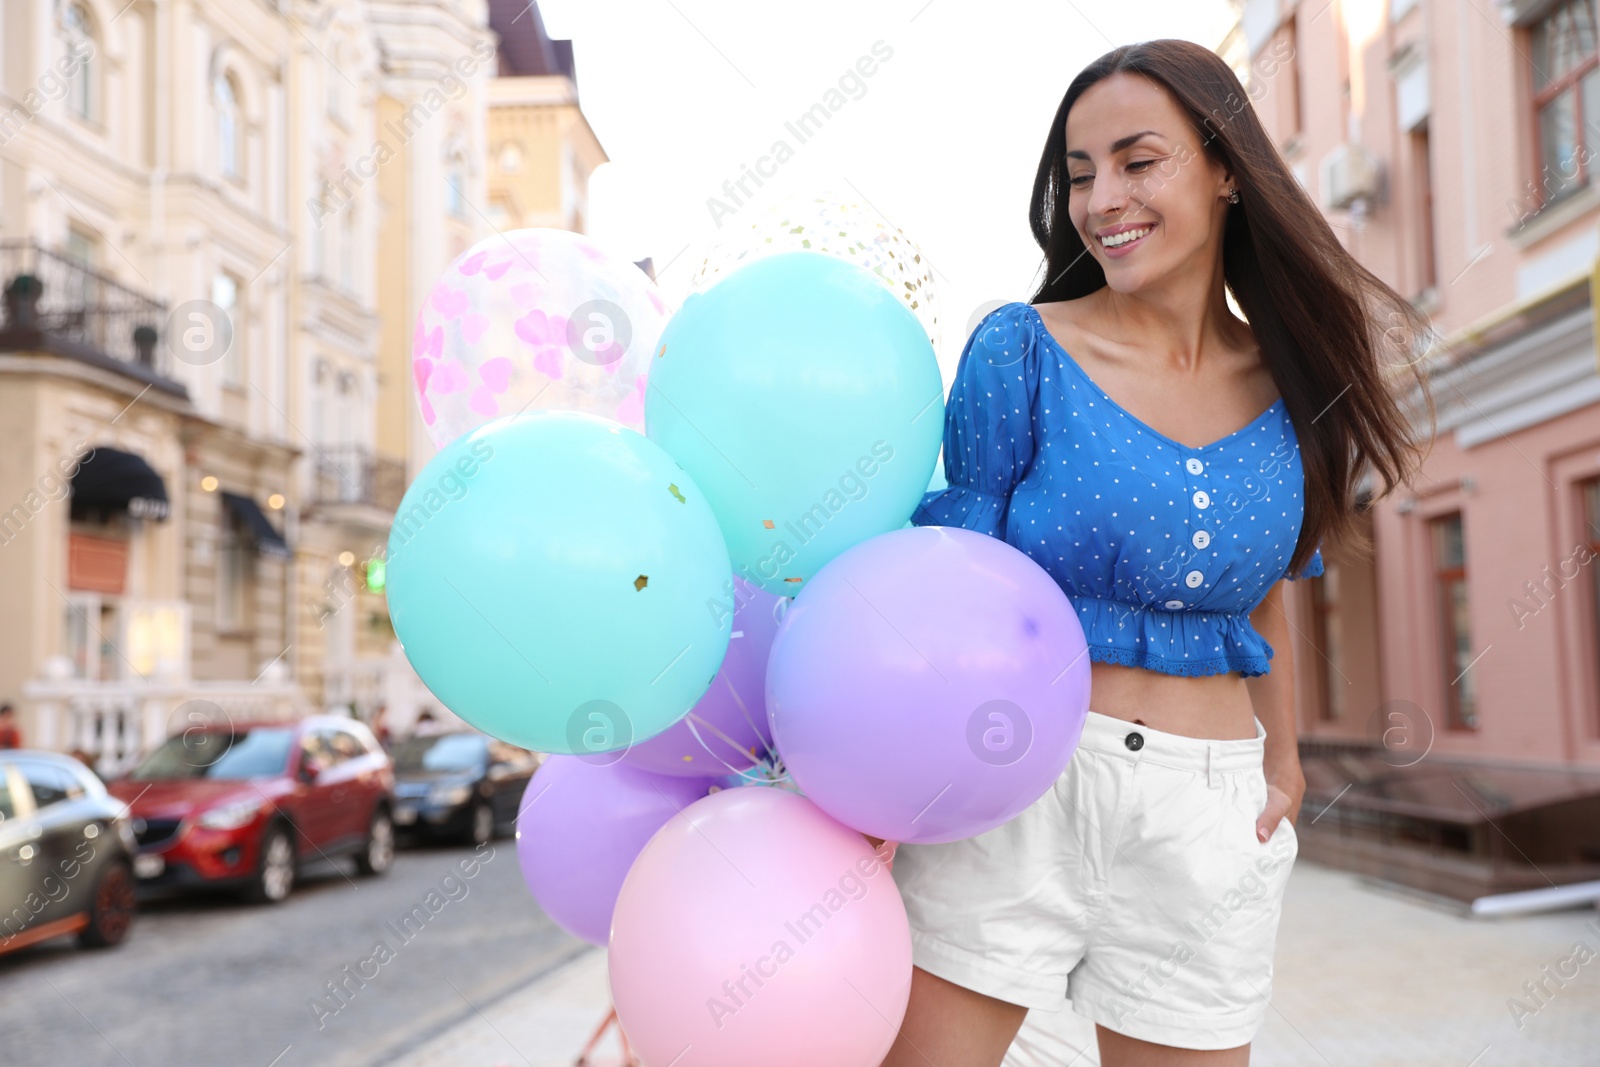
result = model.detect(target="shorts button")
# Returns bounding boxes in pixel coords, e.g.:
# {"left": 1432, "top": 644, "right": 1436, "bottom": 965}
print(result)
{"left": 1125, "top": 731, "right": 1144, "bottom": 751}
{"left": 1163, "top": 598, "right": 1185, "bottom": 609}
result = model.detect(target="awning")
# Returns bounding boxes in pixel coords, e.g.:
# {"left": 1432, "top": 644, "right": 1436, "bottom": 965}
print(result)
{"left": 70, "top": 447, "right": 170, "bottom": 522}
{"left": 222, "top": 491, "right": 291, "bottom": 560}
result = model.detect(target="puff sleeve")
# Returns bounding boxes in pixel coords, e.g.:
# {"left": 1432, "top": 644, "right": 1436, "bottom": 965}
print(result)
{"left": 910, "top": 304, "right": 1040, "bottom": 538}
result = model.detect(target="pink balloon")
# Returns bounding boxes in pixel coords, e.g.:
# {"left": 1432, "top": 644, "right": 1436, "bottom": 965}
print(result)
{"left": 609, "top": 786, "right": 911, "bottom": 1067}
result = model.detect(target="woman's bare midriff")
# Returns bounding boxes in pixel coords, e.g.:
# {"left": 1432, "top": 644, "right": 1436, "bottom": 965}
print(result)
{"left": 1088, "top": 660, "right": 1258, "bottom": 741}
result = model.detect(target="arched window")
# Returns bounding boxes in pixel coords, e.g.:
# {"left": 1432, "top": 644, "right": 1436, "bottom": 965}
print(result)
{"left": 62, "top": 3, "right": 95, "bottom": 122}
{"left": 216, "top": 70, "right": 241, "bottom": 179}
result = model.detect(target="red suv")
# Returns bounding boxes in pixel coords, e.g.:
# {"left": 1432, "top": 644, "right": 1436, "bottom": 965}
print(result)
{"left": 107, "top": 715, "right": 395, "bottom": 903}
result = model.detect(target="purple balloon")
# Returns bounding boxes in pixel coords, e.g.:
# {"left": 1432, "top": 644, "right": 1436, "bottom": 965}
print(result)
{"left": 766, "top": 526, "right": 1091, "bottom": 844}
{"left": 515, "top": 757, "right": 713, "bottom": 945}
{"left": 621, "top": 576, "right": 783, "bottom": 778}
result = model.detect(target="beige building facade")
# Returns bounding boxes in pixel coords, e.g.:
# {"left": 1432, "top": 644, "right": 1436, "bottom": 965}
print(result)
{"left": 0, "top": 0, "right": 603, "bottom": 768}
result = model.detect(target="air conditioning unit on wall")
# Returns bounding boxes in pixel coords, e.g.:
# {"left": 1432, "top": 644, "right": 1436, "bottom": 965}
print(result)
{"left": 1320, "top": 143, "right": 1385, "bottom": 212}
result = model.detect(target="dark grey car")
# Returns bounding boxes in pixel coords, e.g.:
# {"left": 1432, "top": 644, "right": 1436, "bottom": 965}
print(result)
{"left": 0, "top": 750, "right": 138, "bottom": 955}
{"left": 389, "top": 733, "right": 539, "bottom": 845}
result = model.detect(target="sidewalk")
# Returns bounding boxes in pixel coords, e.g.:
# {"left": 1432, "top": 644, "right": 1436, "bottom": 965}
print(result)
{"left": 391, "top": 861, "right": 1600, "bottom": 1067}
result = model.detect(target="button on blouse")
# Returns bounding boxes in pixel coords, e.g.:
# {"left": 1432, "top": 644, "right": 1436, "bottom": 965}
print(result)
{"left": 911, "top": 302, "right": 1324, "bottom": 678}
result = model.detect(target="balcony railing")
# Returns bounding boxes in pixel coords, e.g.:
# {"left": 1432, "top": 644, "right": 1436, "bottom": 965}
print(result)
{"left": 312, "top": 447, "right": 406, "bottom": 512}
{"left": 0, "top": 239, "right": 173, "bottom": 381}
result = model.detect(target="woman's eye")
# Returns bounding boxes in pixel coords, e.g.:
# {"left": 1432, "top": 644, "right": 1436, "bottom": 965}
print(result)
{"left": 1069, "top": 160, "right": 1156, "bottom": 187}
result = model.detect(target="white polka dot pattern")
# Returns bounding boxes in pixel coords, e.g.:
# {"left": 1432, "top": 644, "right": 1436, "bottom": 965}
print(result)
{"left": 910, "top": 302, "right": 1325, "bottom": 678}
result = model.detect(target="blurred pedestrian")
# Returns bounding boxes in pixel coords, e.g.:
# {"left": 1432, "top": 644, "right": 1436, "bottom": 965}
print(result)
{"left": 371, "top": 702, "right": 391, "bottom": 748}
{"left": 414, "top": 709, "right": 444, "bottom": 736}
{"left": 0, "top": 703, "right": 21, "bottom": 749}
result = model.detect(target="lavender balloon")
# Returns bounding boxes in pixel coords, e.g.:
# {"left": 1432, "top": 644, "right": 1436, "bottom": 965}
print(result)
{"left": 766, "top": 526, "right": 1091, "bottom": 844}
{"left": 620, "top": 576, "right": 785, "bottom": 778}
{"left": 515, "top": 757, "right": 713, "bottom": 945}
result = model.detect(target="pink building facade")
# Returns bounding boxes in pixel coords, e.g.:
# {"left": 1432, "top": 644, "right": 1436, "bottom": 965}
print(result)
{"left": 1238, "top": 0, "right": 1600, "bottom": 774}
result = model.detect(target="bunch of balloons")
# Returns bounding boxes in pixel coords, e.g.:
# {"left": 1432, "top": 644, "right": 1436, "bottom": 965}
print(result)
{"left": 387, "top": 223, "right": 1092, "bottom": 1067}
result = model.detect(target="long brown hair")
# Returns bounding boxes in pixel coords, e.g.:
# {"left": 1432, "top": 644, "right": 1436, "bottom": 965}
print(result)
{"left": 1028, "top": 39, "right": 1434, "bottom": 577}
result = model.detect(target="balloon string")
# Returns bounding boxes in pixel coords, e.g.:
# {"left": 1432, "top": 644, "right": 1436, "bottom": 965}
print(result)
{"left": 682, "top": 712, "right": 774, "bottom": 779}
{"left": 681, "top": 711, "right": 794, "bottom": 787}
{"left": 717, "top": 669, "right": 783, "bottom": 767}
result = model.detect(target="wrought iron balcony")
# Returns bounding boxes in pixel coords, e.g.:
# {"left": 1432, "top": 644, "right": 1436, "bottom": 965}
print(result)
{"left": 0, "top": 239, "right": 181, "bottom": 393}
{"left": 312, "top": 447, "right": 406, "bottom": 513}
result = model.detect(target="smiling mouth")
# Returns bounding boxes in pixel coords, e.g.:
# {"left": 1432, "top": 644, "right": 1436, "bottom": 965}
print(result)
{"left": 1099, "top": 224, "right": 1154, "bottom": 248}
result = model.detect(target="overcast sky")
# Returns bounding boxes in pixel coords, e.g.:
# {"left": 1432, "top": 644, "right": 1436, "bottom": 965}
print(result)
{"left": 537, "top": 0, "right": 1238, "bottom": 375}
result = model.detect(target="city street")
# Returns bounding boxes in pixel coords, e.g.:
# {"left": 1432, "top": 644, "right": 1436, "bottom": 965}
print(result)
{"left": 0, "top": 840, "right": 586, "bottom": 1067}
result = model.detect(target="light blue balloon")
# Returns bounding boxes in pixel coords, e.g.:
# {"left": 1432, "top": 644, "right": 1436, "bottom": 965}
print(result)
{"left": 385, "top": 412, "right": 732, "bottom": 755}
{"left": 645, "top": 251, "right": 943, "bottom": 597}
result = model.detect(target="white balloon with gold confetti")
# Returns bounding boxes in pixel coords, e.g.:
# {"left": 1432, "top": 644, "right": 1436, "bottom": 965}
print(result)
{"left": 686, "top": 188, "right": 941, "bottom": 351}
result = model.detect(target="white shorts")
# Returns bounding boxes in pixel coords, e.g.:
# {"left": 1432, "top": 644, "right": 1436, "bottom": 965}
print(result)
{"left": 890, "top": 710, "right": 1298, "bottom": 1051}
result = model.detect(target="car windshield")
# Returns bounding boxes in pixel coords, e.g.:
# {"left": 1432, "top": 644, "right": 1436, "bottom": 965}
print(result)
{"left": 391, "top": 734, "right": 485, "bottom": 774}
{"left": 129, "top": 728, "right": 296, "bottom": 780}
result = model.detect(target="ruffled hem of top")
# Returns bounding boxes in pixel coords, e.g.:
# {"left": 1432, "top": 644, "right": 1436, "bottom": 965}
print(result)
{"left": 1072, "top": 595, "right": 1275, "bottom": 678}
{"left": 911, "top": 485, "right": 1006, "bottom": 538}
{"left": 1285, "top": 548, "right": 1325, "bottom": 581}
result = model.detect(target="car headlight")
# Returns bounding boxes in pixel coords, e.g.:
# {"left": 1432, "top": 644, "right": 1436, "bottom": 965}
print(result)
{"left": 197, "top": 800, "right": 262, "bottom": 831}
{"left": 429, "top": 784, "right": 472, "bottom": 807}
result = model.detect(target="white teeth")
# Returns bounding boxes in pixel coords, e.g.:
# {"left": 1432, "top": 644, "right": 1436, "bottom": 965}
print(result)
{"left": 1101, "top": 225, "right": 1152, "bottom": 247}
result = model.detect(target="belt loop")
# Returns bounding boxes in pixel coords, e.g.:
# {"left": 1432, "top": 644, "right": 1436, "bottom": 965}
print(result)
{"left": 1207, "top": 743, "right": 1219, "bottom": 789}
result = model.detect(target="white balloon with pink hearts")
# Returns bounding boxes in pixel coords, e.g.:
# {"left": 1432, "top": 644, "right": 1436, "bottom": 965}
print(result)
{"left": 411, "top": 228, "right": 671, "bottom": 448}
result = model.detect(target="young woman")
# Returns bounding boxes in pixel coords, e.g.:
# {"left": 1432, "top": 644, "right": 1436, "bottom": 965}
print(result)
{"left": 883, "top": 39, "right": 1433, "bottom": 1067}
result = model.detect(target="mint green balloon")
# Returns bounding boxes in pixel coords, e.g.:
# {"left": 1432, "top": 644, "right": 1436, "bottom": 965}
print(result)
{"left": 645, "top": 251, "right": 943, "bottom": 597}
{"left": 385, "top": 412, "right": 732, "bottom": 755}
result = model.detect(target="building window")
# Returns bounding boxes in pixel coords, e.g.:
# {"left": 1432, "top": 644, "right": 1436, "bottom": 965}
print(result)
{"left": 62, "top": 2, "right": 94, "bottom": 122}
{"left": 1411, "top": 122, "right": 1437, "bottom": 294}
{"left": 217, "top": 510, "right": 251, "bottom": 632}
{"left": 216, "top": 70, "right": 242, "bottom": 180}
{"left": 327, "top": 55, "right": 346, "bottom": 122}
{"left": 1430, "top": 512, "right": 1478, "bottom": 730}
{"left": 1531, "top": 0, "right": 1600, "bottom": 204}
{"left": 339, "top": 209, "right": 356, "bottom": 292}
{"left": 63, "top": 227, "right": 96, "bottom": 307}
{"left": 212, "top": 272, "right": 242, "bottom": 387}
{"left": 445, "top": 158, "right": 467, "bottom": 218}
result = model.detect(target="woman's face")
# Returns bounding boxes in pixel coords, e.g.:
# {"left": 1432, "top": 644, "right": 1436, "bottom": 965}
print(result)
{"left": 1063, "top": 71, "right": 1233, "bottom": 292}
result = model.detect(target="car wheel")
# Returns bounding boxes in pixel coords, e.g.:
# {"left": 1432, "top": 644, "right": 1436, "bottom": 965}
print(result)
{"left": 355, "top": 809, "right": 394, "bottom": 876}
{"left": 245, "top": 825, "right": 297, "bottom": 904}
{"left": 78, "top": 862, "right": 136, "bottom": 948}
{"left": 466, "top": 802, "right": 494, "bottom": 846}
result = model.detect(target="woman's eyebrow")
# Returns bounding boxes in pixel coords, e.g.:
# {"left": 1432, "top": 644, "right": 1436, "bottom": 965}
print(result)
{"left": 1065, "top": 130, "right": 1163, "bottom": 161}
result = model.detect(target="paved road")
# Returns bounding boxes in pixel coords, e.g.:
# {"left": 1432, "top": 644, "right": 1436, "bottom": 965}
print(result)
{"left": 0, "top": 837, "right": 587, "bottom": 1067}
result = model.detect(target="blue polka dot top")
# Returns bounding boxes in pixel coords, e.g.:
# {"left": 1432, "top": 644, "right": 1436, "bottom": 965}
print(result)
{"left": 911, "top": 302, "right": 1323, "bottom": 678}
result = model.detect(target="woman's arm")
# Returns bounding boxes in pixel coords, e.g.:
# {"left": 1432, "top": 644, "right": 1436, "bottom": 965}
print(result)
{"left": 1245, "top": 580, "right": 1306, "bottom": 840}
